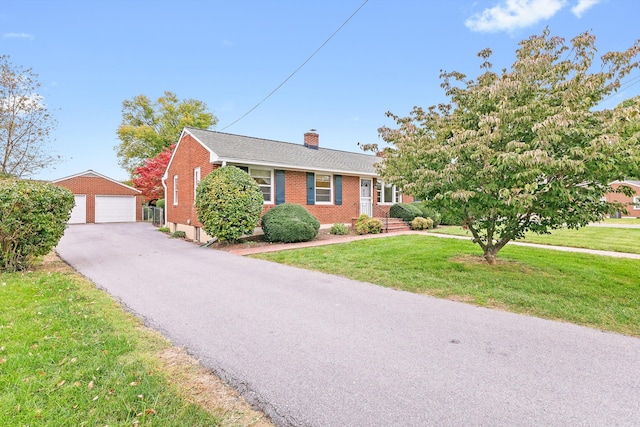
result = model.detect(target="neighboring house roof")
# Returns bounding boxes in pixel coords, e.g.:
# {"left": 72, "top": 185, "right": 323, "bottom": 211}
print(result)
{"left": 52, "top": 170, "right": 141, "bottom": 193}
{"left": 177, "top": 127, "right": 380, "bottom": 176}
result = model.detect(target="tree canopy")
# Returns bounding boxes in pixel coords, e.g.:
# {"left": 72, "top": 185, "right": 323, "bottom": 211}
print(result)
{"left": 374, "top": 29, "right": 640, "bottom": 264}
{"left": 115, "top": 91, "right": 216, "bottom": 174}
{"left": 0, "top": 55, "right": 59, "bottom": 178}
{"left": 131, "top": 144, "right": 173, "bottom": 200}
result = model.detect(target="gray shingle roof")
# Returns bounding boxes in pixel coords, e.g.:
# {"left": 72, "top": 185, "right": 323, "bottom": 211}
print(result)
{"left": 185, "top": 127, "right": 379, "bottom": 176}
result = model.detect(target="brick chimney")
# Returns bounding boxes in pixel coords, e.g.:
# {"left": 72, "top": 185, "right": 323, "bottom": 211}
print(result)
{"left": 304, "top": 130, "right": 319, "bottom": 149}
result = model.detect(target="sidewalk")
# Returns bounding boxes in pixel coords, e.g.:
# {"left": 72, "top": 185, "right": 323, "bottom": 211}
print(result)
{"left": 230, "top": 229, "right": 640, "bottom": 260}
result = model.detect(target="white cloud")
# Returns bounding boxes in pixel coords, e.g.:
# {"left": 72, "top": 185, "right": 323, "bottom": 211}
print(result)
{"left": 466, "top": 0, "right": 566, "bottom": 33}
{"left": 571, "top": 0, "right": 600, "bottom": 17}
{"left": 1, "top": 32, "right": 35, "bottom": 40}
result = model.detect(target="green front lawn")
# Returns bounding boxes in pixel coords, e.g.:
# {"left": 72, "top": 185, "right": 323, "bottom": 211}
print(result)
{"left": 0, "top": 259, "right": 267, "bottom": 426}
{"left": 428, "top": 225, "right": 640, "bottom": 254}
{"left": 253, "top": 235, "right": 640, "bottom": 337}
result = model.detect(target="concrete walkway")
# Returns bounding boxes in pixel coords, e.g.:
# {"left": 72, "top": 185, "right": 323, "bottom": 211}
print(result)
{"left": 56, "top": 223, "right": 640, "bottom": 427}
{"left": 231, "top": 229, "right": 640, "bottom": 260}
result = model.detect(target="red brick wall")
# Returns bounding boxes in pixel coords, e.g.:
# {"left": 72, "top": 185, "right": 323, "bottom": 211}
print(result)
{"left": 165, "top": 134, "right": 216, "bottom": 228}
{"left": 606, "top": 183, "right": 640, "bottom": 217}
{"left": 54, "top": 175, "right": 142, "bottom": 223}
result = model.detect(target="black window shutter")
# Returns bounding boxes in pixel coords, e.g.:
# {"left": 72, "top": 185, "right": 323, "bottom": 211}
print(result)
{"left": 275, "top": 170, "right": 285, "bottom": 205}
{"left": 306, "top": 172, "right": 315, "bottom": 205}
{"left": 334, "top": 175, "right": 342, "bottom": 205}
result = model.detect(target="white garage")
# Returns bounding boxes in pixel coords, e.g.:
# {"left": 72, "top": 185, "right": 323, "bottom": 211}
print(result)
{"left": 95, "top": 195, "right": 137, "bottom": 223}
{"left": 53, "top": 170, "right": 142, "bottom": 223}
{"left": 68, "top": 195, "right": 87, "bottom": 224}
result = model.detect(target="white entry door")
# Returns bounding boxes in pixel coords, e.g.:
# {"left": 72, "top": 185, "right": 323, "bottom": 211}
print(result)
{"left": 360, "top": 179, "right": 373, "bottom": 216}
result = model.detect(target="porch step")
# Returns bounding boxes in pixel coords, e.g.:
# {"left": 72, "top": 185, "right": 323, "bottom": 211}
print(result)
{"left": 379, "top": 218, "right": 411, "bottom": 233}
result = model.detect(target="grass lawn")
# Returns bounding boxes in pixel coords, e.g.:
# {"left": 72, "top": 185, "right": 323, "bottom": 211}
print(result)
{"left": 428, "top": 225, "right": 640, "bottom": 254}
{"left": 253, "top": 235, "right": 640, "bottom": 337}
{"left": 0, "top": 255, "right": 270, "bottom": 427}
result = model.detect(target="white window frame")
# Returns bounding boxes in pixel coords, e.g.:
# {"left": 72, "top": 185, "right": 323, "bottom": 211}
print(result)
{"left": 376, "top": 180, "right": 402, "bottom": 205}
{"left": 173, "top": 175, "right": 178, "bottom": 206}
{"left": 249, "top": 168, "right": 274, "bottom": 204}
{"left": 315, "top": 173, "right": 333, "bottom": 205}
{"left": 193, "top": 167, "right": 201, "bottom": 205}
{"left": 633, "top": 196, "right": 640, "bottom": 210}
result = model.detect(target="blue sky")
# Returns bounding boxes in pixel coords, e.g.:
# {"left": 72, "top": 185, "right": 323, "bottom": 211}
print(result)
{"left": 2, "top": 0, "right": 639, "bottom": 181}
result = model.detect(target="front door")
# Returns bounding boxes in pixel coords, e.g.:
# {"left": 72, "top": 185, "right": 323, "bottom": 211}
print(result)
{"left": 360, "top": 179, "right": 373, "bottom": 216}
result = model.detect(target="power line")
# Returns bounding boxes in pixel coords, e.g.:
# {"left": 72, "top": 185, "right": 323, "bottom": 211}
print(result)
{"left": 220, "top": 0, "right": 369, "bottom": 131}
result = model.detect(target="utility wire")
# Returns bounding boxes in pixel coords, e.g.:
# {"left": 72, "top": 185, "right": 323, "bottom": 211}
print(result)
{"left": 220, "top": 0, "right": 369, "bottom": 131}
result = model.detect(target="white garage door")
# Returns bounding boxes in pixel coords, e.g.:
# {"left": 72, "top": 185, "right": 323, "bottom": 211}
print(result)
{"left": 68, "top": 195, "right": 87, "bottom": 224}
{"left": 95, "top": 196, "right": 136, "bottom": 223}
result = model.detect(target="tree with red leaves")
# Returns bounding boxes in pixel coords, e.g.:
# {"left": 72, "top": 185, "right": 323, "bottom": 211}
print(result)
{"left": 132, "top": 144, "right": 174, "bottom": 201}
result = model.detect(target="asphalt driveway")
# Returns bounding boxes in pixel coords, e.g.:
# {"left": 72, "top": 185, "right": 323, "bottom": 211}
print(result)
{"left": 56, "top": 223, "right": 640, "bottom": 426}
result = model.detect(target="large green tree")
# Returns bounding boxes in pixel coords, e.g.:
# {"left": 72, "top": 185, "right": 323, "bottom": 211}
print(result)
{"left": 0, "top": 55, "right": 59, "bottom": 178}
{"left": 374, "top": 30, "right": 640, "bottom": 264}
{"left": 115, "top": 91, "right": 217, "bottom": 174}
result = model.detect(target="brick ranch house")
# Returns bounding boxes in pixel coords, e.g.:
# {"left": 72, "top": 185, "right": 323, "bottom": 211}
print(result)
{"left": 52, "top": 170, "right": 143, "bottom": 224}
{"left": 162, "top": 127, "right": 413, "bottom": 242}
{"left": 605, "top": 180, "right": 640, "bottom": 218}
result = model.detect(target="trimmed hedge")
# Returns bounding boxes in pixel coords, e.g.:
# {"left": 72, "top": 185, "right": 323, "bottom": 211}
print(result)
{"left": 0, "top": 179, "right": 74, "bottom": 272}
{"left": 389, "top": 203, "right": 423, "bottom": 222}
{"left": 261, "top": 204, "right": 320, "bottom": 243}
{"left": 195, "top": 166, "right": 264, "bottom": 242}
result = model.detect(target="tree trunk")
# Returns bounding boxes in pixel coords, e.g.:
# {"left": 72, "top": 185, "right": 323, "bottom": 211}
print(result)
{"left": 483, "top": 247, "right": 498, "bottom": 265}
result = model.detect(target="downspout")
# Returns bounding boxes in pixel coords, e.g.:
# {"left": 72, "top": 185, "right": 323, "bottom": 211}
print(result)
{"left": 161, "top": 175, "right": 168, "bottom": 227}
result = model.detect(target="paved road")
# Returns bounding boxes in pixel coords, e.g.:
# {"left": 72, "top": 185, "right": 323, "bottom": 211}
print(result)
{"left": 56, "top": 223, "right": 640, "bottom": 426}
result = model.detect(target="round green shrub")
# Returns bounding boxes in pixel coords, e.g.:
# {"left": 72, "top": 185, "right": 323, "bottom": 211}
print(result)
{"left": 156, "top": 199, "right": 165, "bottom": 209}
{"left": 389, "top": 203, "right": 423, "bottom": 221}
{"left": 355, "top": 214, "right": 383, "bottom": 235}
{"left": 261, "top": 204, "right": 320, "bottom": 243}
{"left": 195, "top": 166, "right": 264, "bottom": 242}
{"left": 0, "top": 179, "right": 74, "bottom": 272}
{"left": 329, "top": 223, "right": 349, "bottom": 235}
{"left": 411, "top": 216, "right": 434, "bottom": 230}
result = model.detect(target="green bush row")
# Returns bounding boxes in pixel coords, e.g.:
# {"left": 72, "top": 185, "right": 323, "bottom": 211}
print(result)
{"left": 0, "top": 179, "right": 74, "bottom": 272}
{"left": 389, "top": 203, "right": 423, "bottom": 222}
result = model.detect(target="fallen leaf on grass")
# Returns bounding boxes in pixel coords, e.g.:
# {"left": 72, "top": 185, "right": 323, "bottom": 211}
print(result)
{"left": 88, "top": 380, "right": 94, "bottom": 390}
{"left": 0, "top": 358, "right": 6, "bottom": 364}
{"left": 92, "top": 395, "right": 99, "bottom": 401}
{"left": 73, "top": 381, "right": 81, "bottom": 387}
{"left": 56, "top": 380, "right": 65, "bottom": 387}
{"left": 129, "top": 381, "right": 139, "bottom": 386}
